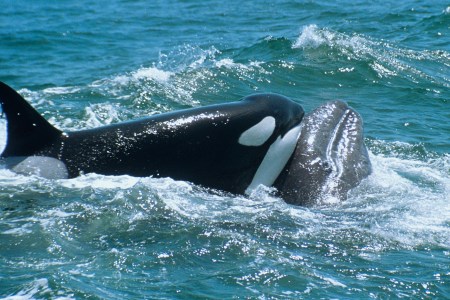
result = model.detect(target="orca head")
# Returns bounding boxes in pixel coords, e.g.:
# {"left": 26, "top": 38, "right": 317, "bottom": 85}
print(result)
{"left": 237, "top": 94, "right": 305, "bottom": 195}
{"left": 275, "top": 101, "right": 372, "bottom": 206}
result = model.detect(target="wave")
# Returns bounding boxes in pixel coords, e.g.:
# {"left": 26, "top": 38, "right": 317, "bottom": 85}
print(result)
{"left": 1, "top": 140, "right": 448, "bottom": 250}
{"left": 293, "top": 24, "right": 449, "bottom": 88}
{"left": 1, "top": 278, "right": 53, "bottom": 300}
{"left": 0, "top": 45, "right": 278, "bottom": 132}
{"left": 3, "top": 24, "right": 446, "bottom": 134}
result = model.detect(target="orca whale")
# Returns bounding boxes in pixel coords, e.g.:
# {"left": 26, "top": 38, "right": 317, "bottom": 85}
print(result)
{"left": 0, "top": 81, "right": 371, "bottom": 205}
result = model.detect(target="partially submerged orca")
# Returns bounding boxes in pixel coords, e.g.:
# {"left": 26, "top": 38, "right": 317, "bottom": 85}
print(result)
{"left": 0, "top": 81, "right": 371, "bottom": 205}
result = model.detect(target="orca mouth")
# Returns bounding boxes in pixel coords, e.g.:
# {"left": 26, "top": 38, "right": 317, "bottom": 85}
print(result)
{"left": 275, "top": 100, "right": 372, "bottom": 206}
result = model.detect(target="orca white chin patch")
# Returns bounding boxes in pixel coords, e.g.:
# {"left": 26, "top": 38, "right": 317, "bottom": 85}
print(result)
{"left": 238, "top": 116, "right": 276, "bottom": 147}
{"left": 245, "top": 124, "right": 302, "bottom": 194}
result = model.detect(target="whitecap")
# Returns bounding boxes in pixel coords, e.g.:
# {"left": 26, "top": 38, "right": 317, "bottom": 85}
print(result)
{"left": 293, "top": 24, "right": 448, "bottom": 85}
{"left": 59, "top": 173, "right": 140, "bottom": 190}
{"left": 132, "top": 66, "right": 174, "bottom": 83}
{"left": 81, "top": 103, "right": 123, "bottom": 128}
{"left": 344, "top": 149, "right": 450, "bottom": 248}
{"left": 43, "top": 86, "right": 81, "bottom": 95}
{"left": 2, "top": 278, "right": 53, "bottom": 300}
{"left": 293, "top": 24, "right": 328, "bottom": 48}
{"left": 215, "top": 58, "right": 246, "bottom": 69}
{"left": 2, "top": 223, "right": 33, "bottom": 236}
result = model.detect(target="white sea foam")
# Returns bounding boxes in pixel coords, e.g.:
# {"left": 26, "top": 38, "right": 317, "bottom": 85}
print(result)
{"left": 1, "top": 145, "right": 447, "bottom": 252}
{"left": 294, "top": 24, "right": 329, "bottom": 48}
{"left": 59, "top": 173, "right": 139, "bottom": 189}
{"left": 319, "top": 275, "right": 347, "bottom": 288}
{"left": 132, "top": 67, "right": 174, "bottom": 83}
{"left": 2, "top": 278, "right": 53, "bottom": 300}
{"left": 215, "top": 58, "right": 238, "bottom": 68}
{"left": 293, "top": 24, "right": 369, "bottom": 51}
{"left": 42, "top": 86, "right": 81, "bottom": 95}
{"left": 82, "top": 103, "right": 122, "bottom": 127}
{"left": 270, "top": 144, "right": 450, "bottom": 250}
{"left": 215, "top": 58, "right": 255, "bottom": 70}
{"left": 84, "top": 44, "right": 271, "bottom": 110}
{"left": 0, "top": 169, "right": 42, "bottom": 186}
{"left": 16, "top": 88, "right": 41, "bottom": 103}
{"left": 148, "top": 177, "right": 215, "bottom": 219}
{"left": 2, "top": 223, "right": 33, "bottom": 236}
{"left": 344, "top": 151, "right": 450, "bottom": 248}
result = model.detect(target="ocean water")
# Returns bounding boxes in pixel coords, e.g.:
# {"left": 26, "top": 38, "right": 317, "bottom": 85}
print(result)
{"left": 0, "top": 0, "right": 449, "bottom": 298}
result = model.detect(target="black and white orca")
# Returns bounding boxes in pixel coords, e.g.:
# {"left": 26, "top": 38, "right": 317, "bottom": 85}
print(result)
{"left": 0, "top": 81, "right": 371, "bottom": 205}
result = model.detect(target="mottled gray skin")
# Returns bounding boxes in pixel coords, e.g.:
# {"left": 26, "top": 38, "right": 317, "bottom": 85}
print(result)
{"left": 275, "top": 101, "right": 372, "bottom": 206}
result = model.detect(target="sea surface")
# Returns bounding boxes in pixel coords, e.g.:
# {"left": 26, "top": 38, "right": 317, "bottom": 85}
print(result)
{"left": 0, "top": 0, "right": 449, "bottom": 299}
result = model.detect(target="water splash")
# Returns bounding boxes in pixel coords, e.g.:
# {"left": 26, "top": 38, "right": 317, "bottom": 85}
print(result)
{"left": 1, "top": 139, "right": 448, "bottom": 298}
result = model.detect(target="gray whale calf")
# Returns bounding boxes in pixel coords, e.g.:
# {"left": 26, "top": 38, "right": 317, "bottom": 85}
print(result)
{"left": 0, "top": 81, "right": 371, "bottom": 205}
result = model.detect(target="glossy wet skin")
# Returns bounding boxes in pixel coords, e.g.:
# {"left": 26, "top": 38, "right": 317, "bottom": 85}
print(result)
{"left": 275, "top": 101, "right": 372, "bottom": 206}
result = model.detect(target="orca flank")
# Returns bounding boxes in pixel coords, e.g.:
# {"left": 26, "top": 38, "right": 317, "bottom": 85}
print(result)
{"left": 0, "top": 82, "right": 305, "bottom": 195}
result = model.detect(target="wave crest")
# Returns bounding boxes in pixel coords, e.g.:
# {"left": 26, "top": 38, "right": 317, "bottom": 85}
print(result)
{"left": 293, "top": 24, "right": 449, "bottom": 86}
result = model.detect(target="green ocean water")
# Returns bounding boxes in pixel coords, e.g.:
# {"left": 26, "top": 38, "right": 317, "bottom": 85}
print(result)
{"left": 0, "top": 0, "right": 449, "bottom": 299}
